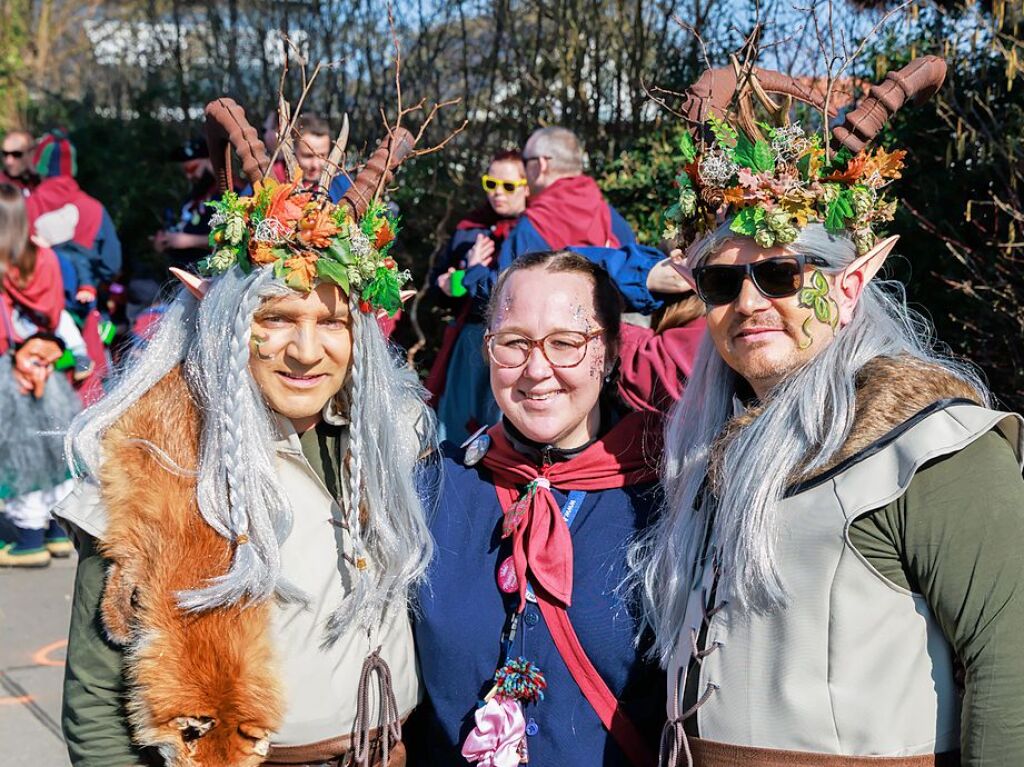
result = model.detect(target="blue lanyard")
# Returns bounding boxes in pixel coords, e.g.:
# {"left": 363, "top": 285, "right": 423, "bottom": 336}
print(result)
{"left": 500, "top": 489, "right": 588, "bottom": 662}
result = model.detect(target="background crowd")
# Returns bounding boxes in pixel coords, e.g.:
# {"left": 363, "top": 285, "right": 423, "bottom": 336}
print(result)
{"left": 0, "top": 0, "right": 1020, "bottom": 413}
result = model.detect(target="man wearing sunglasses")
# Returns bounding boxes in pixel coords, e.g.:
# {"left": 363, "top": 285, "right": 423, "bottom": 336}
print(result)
{"left": 642, "top": 62, "right": 1024, "bottom": 766}
{"left": 460, "top": 126, "right": 690, "bottom": 319}
{"left": 1, "top": 130, "right": 37, "bottom": 192}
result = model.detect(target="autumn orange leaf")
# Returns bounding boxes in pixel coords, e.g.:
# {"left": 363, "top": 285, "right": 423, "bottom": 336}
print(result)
{"left": 826, "top": 153, "right": 868, "bottom": 183}
{"left": 374, "top": 221, "right": 395, "bottom": 249}
{"left": 722, "top": 187, "right": 747, "bottom": 205}
{"left": 249, "top": 241, "right": 278, "bottom": 266}
{"left": 298, "top": 206, "right": 340, "bottom": 248}
{"left": 264, "top": 182, "right": 306, "bottom": 227}
{"left": 283, "top": 252, "right": 319, "bottom": 292}
{"left": 862, "top": 148, "right": 906, "bottom": 180}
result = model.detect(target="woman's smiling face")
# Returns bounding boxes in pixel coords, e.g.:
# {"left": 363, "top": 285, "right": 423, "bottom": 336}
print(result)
{"left": 488, "top": 268, "right": 607, "bottom": 449}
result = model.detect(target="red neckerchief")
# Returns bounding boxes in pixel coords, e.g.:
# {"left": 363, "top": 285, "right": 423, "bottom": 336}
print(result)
{"left": 0, "top": 245, "right": 65, "bottom": 354}
{"left": 481, "top": 410, "right": 660, "bottom": 611}
{"left": 522, "top": 175, "right": 620, "bottom": 250}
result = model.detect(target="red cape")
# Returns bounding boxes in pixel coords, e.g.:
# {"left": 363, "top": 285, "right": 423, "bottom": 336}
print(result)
{"left": 0, "top": 245, "right": 65, "bottom": 353}
{"left": 523, "top": 176, "right": 619, "bottom": 250}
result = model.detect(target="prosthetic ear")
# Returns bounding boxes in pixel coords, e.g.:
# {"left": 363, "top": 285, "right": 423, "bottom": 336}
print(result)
{"left": 667, "top": 250, "right": 698, "bottom": 293}
{"left": 836, "top": 235, "right": 898, "bottom": 324}
{"left": 375, "top": 289, "right": 418, "bottom": 320}
{"left": 169, "top": 267, "right": 211, "bottom": 300}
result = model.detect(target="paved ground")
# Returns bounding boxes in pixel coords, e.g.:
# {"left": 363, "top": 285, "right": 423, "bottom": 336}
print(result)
{"left": 0, "top": 520, "right": 76, "bottom": 766}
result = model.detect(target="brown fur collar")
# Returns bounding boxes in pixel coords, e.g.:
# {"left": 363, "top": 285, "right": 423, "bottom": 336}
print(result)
{"left": 709, "top": 355, "right": 982, "bottom": 491}
{"left": 97, "top": 367, "right": 281, "bottom": 766}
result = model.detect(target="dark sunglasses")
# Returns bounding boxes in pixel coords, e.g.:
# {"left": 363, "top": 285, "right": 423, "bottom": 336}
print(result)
{"left": 693, "top": 254, "right": 829, "bottom": 306}
{"left": 2, "top": 150, "right": 25, "bottom": 158}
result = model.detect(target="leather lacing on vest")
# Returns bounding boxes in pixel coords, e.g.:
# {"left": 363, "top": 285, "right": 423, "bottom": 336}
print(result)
{"left": 659, "top": 585, "right": 727, "bottom": 767}
{"left": 353, "top": 646, "right": 402, "bottom": 767}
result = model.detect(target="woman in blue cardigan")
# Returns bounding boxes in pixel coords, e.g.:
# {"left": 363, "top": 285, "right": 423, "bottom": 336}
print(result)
{"left": 415, "top": 250, "right": 668, "bottom": 767}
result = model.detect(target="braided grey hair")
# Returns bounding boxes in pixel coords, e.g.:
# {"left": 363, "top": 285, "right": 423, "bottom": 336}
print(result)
{"left": 68, "top": 266, "right": 436, "bottom": 638}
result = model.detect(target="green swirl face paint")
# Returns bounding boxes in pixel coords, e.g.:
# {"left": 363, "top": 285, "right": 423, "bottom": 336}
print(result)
{"left": 796, "top": 269, "right": 839, "bottom": 349}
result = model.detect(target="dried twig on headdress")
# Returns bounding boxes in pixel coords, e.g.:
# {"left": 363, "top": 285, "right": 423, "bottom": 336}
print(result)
{"left": 277, "top": 97, "right": 300, "bottom": 180}
{"left": 799, "top": 0, "right": 914, "bottom": 154}
{"left": 373, "top": 0, "right": 468, "bottom": 203}
{"left": 265, "top": 59, "right": 324, "bottom": 175}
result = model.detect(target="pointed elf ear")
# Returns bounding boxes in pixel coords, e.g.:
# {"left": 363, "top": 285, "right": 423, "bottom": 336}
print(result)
{"left": 836, "top": 235, "right": 899, "bottom": 324}
{"left": 376, "top": 289, "right": 417, "bottom": 320}
{"left": 169, "top": 267, "right": 211, "bottom": 300}
{"left": 667, "top": 250, "right": 698, "bottom": 293}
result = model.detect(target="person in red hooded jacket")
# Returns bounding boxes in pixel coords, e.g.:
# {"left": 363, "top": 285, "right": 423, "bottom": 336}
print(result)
{"left": 0, "top": 183, "right": 86, "bottom": 567}
{"left": 24, "top": 131, "right": 121, "bottom": 403}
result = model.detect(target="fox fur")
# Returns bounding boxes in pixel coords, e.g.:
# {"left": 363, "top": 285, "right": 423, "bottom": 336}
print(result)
{"left": 709, "top": 354, "right": 982, "bottom": 492}
{"left": 96, "top": 367, "right": 282, "bottom": 766}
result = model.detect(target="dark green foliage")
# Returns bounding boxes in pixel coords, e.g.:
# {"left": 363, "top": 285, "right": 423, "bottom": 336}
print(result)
{"left": 599, "top": 121, "right": 699, "bottom": 244}
{"left": 866, "top": 4, "right": 1023, "bottom": 410}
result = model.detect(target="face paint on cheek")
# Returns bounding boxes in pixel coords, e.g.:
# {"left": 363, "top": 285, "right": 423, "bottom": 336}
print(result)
{"left": 250, "top": 332, "right": 276, "bottom": 361}
{"left": 796, "top": 268, "right": 840, "bottom": 350}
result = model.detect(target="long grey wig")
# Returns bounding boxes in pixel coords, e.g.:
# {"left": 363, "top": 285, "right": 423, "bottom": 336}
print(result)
{"left": 636, "top": 222, "right": 988, "bottom": 665}
{"left": 66, "top": 265, "right": 436, "bottom": 638}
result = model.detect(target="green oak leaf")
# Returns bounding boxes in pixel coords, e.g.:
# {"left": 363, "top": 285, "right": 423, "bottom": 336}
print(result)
{"left": 730, "top": 206, "right": 765, "bottom": 236}
{"left": 824, "top": 190, "right": 855, "bottom": 232}
{"left": 362, "top": 268, "right": 402, "bottom": 315}
{"left": 677, "top": 131, "right": 697, "bottom": 164}
{"left": 316, "top": 258, "right": 351, "bottom": 294}
{"left": 326, "top": 239, "right": 354, "bottom": 265}
{"left": 733, "top": 134, "right": 775, "bottom": 173}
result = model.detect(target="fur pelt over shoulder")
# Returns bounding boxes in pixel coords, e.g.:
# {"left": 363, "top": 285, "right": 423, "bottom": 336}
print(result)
{"left": 97, "top": 367, "right": 282, "bottom": 766}
{"left": 710, "top": 355, "right": 983, "bottom": 492}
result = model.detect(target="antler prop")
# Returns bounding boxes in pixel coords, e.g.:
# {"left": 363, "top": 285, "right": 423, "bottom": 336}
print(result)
{"left": 680, "top": 66, "right": 838, "bottom": 125}
{"left": 832, "top": 56, "right": 947, "bottom": 152}
{"left": 338, "top": 127, "right": 416, "bottom": 219}
{"left": 204, "top": 98, "right": 271, "bottom": 192}
{"left": 318, "top": 114, "right": 350, "bottom": 192}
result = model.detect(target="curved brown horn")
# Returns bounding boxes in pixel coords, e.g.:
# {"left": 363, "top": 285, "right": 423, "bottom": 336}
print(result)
{"left": 204, "top": 98, "right": 271, "bottom": 192}
{"left": 832, "top": 56, "right": 947, "bottom": 153}
{"left": 338, "top": 127, "right": 416, "bottom": 220}
{"left": 681, "top": 66, "right": 838, "bottom": 124}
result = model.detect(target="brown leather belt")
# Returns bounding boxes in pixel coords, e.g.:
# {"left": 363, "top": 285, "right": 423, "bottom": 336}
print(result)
{"left": 262, "top": 730, "right": 406, "bottom": 767}
{"left": 688, "top": 737, "right": 959, "bottom": 767}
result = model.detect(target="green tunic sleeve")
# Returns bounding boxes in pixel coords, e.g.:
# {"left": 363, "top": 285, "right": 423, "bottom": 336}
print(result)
{"left": 848, "top": 429, "right": 1024, "bottom": 766}
{"left": 62, "top": 533, "right": 146, "bottom": 767}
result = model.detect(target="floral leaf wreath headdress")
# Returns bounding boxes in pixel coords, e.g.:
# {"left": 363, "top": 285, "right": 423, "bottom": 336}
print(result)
{"left": 197, "top": 98, "right": 414, "bottom": 315}
{"left": 663, "top": 56, "right": 947, "bottom": 256}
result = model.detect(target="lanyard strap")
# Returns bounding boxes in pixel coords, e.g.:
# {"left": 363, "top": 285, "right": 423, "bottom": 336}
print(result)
{"left": 500, "top": 488, "right": 587, "bottom": 659}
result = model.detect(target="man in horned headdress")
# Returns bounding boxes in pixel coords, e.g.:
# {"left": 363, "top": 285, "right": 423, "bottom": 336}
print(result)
{"left": 56, "top": 99, "right": 432, "bottom": 767}
{"left": 640, "top": 57, "right": 1024, "bottom": 765}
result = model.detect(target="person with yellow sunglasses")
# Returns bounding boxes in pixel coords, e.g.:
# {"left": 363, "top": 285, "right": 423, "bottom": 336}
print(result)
{"left": 426, "top": 150, "right": 529, "bottom": 443}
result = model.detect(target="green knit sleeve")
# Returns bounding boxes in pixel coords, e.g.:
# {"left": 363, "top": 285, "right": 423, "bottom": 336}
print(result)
{"left": 62, "top": 534, "right": 146, "bottom": 767}
{"left": 851, "top": 429, "right": 1024, "bottom": 765}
